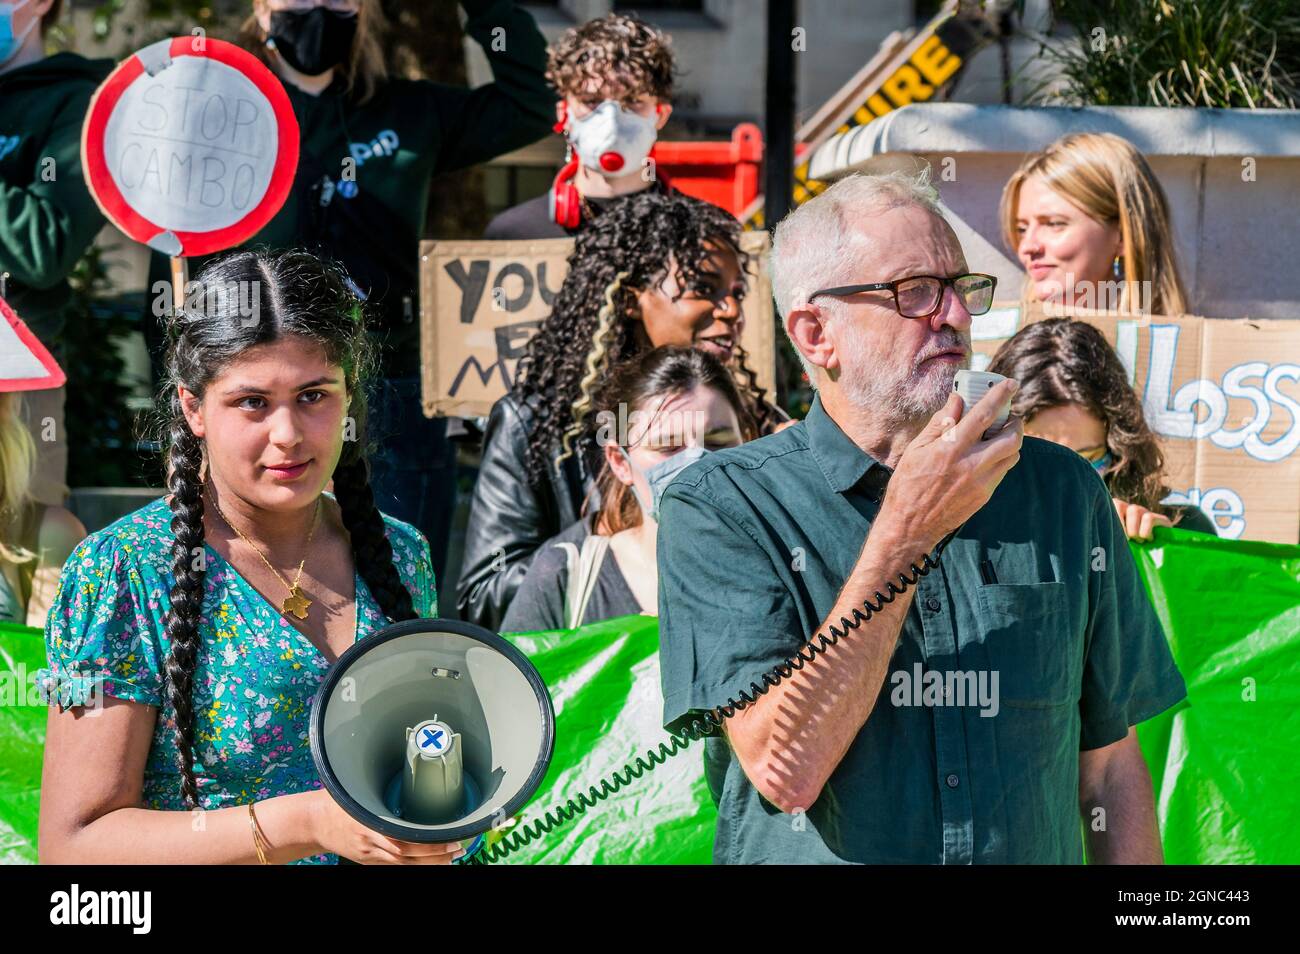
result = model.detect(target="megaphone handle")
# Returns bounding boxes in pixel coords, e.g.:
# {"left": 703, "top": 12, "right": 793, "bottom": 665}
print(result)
{"left": 466, "top": 525, "right": 966, "bottom": 865}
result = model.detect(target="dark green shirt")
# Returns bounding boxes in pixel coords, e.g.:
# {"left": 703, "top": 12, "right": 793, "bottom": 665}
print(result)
{"left": 656, "top": 395, "right": 1187, "bottom": 864}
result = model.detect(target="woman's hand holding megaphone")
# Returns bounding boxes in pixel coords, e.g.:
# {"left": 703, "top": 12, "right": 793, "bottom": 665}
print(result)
{"left": 306, "top": 789, "right": 466, "bottom": 865}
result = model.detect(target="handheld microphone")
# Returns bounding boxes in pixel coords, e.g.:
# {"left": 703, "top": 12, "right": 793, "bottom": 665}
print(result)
{"left": 954, "top": 369, "right": 1012, "bottom": 440}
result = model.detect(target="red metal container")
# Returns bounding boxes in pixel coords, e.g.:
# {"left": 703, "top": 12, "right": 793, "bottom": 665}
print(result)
{"left": 650, "top": 123, "right": 763, "bottom": 218}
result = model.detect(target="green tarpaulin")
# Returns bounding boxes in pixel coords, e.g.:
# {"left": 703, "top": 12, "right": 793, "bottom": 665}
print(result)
{"left": 500, "top": 615, "right": 715, "bottom": 864}
{"left": 2, "top": 527, "right": 1296, "bottom": 864}
{"left": 1130, "top": 529, "right": 1300, "bottom": 864}
{"left": 0, "top": 621, "right": 46, "bottom": 864}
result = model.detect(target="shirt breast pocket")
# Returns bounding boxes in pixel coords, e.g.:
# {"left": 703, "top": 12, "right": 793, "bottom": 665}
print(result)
{"left": 977, "top": 581, "right": 1075, "bottom": 708}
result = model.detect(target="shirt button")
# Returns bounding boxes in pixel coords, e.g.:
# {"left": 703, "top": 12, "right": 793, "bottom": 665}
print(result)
{"left": 946, "top": 774, "right": 959, "bottom": 789}
{"left": 925, "top": 597, "right": 941, "bottom": 612}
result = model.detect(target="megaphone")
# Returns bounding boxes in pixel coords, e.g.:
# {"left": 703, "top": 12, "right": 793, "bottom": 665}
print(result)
{"left": 310, "top": 618, "right": 555, "bottom": 860}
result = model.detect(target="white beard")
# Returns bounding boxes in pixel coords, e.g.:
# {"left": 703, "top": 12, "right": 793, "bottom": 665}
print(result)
{"left": 836, "top": 318, "right": 969, "bottom": 425}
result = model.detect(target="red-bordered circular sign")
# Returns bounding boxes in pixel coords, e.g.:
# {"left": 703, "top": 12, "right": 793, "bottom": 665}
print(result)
{"left": 82, "top": 36, "right": 299, "bottom": 257}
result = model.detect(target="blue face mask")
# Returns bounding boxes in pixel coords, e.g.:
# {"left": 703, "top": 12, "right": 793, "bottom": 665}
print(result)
{"left": 0, "top": 0, "right": 35, "bottom": 69}
{"left": 618, "top": 445, "right": 710, "bottom": 522}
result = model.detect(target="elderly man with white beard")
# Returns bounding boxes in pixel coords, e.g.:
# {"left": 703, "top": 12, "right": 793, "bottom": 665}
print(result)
{"left": 655, "top": 171, "right": 1186, "bottom": 865}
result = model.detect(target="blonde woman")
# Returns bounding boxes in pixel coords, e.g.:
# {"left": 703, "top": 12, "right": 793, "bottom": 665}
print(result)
{"left": 1002, "top": 132, "right": 1188, "bottom": 316}
{"left": 0, "top": 391, "right": 85, "bottom": 628}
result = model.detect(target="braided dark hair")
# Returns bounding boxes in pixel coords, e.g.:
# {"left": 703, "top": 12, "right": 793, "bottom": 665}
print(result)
{"left": 511, "top": 190, "right": 779, "bottom": 488}
{"left": 157, "top": 248, "right": 417, "bottom": 808}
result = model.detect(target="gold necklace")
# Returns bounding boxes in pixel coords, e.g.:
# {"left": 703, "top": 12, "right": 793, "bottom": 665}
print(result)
{"left": 208, "top": 492, "right": 322, "bottom": 620}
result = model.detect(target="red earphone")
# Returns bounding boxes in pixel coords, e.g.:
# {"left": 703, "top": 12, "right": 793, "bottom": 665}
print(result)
{"left": 548, "top": 153, "right": 583, "bottom": 230}
{"left": 548, "top": 101, "right": 581, "bottom": 229}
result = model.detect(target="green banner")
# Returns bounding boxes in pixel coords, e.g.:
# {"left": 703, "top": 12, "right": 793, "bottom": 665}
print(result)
{"left": 3, "top": 526, "right": 1297, "bottom": 864}
{"left": 502, "top": 615, "right": 715, "bottom": 864}
{"left": 0, "top": 621, "right": 46, "bottom": 865}
{"left": 1130, "top": 528, "right": 1300, "bottom": 864}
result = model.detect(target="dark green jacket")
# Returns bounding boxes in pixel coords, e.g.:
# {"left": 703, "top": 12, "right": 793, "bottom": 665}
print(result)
{"left": 175, "top": 0, "right": 554, "bottom": 377}
{"left": 0, "top": 52, "right": 114, "bottom": 351}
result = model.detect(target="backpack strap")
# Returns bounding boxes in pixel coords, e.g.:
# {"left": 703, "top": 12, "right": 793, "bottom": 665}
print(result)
{"left": 561, "top": 533, "right": 611, "bottom": 629}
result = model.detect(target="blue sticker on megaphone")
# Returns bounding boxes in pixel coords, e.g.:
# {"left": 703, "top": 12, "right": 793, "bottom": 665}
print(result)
{"left": 415, "top": 720, "right": 451, "bottom": 755}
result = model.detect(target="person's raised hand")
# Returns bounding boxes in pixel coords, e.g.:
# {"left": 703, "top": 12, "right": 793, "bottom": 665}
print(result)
{"left": 307, "top": 789, "right": 465, "bottom": 865}
{"left": 876, "top": 378, "right": 1024, "bottom": 555}
{"left": 1112, "top": 498, "right": 1172, "bottom": 541}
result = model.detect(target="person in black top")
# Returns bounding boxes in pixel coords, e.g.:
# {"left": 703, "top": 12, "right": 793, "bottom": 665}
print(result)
{"left": 483, "top": 12, "right": 676, "bottom": 240}
{"left": 145, "top": 0, "right": 555, "bottom": 585}
{"left": 457, "top": 191, "right": 788, "bottom": 630}
{"left": 500, "top": 346, "right": 751, "bottom": 632}
{"left": 989, "top": 318, "right": 1219, "bottom": 538}
{"left": 0, "top": 0, "right": 113, "bottom": 505}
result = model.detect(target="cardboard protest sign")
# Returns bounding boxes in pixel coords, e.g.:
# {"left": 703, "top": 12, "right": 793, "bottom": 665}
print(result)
{"left": 971, "top": 304, "right": 1300, "bottom": 544}
{"left": 82, "top": 36, "right": 298, "bottom": 257}
{"left": 419, "top": 233, "right": 775, "bottom": 419}
{"left": 0, "top": 296, "right": 64, "bottom": 392}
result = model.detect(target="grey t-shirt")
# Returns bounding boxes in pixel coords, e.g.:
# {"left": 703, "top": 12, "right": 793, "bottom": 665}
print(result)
{"left": 499, "top": 520, "right": 643, "bottom": 633}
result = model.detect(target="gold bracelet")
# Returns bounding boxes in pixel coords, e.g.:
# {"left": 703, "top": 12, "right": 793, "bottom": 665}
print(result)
{"left": 247, "top": 802, "right": 270, "bottom": 865}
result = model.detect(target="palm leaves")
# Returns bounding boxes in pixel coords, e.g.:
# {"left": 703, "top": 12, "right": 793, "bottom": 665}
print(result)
{"left": 1026, "top": 0, "right": 1300, "bottom": 109}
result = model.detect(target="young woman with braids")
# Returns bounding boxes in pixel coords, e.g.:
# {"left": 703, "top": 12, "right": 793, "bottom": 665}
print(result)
{"left": 457, "top": 190, "right": 787, "bottom": 629}
{"left": 989, "top": 318, "right": 1217, "bottom": 540}
{"left": 36, "top": 249, "right": 462, "bottom": 865}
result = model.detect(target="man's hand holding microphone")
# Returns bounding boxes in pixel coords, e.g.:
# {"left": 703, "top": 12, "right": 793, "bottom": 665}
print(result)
{"left": 874, "top": 373, "right": 1023, "bottom": 562}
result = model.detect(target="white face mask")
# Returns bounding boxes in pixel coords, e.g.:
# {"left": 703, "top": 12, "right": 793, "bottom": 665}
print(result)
{"left": 566, "top": 100, "right": 658, "bottom": 177}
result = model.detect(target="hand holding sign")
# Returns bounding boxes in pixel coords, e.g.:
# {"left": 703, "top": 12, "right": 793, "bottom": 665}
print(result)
{"left": 82, "top": 36, "right": 298, "bottom": 258}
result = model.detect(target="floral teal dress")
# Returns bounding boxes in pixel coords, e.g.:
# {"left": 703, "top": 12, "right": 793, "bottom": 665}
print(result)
{"left": 36, "top": 496, "right": 437, "bottom": 865}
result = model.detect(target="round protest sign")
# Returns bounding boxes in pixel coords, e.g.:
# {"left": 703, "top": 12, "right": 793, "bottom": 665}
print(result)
{"left": 82, "top": 35, "right": 299, "bottom": 257}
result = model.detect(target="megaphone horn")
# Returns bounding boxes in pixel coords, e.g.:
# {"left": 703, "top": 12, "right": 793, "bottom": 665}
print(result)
{"left": 310, "top": 618, "right": 555, "bottom": 858}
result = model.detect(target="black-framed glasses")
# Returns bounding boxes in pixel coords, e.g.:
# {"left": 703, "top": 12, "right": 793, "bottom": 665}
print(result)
{"left": 808, "top": 273, "right": 997, "bottom": 319}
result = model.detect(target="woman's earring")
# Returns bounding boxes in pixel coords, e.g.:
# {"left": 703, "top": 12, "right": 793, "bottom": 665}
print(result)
{"left": 265, "top": 36, "right": 277, "bottom": 52}
{"left": 1112, "top": 255, "right": 1122, "bottom": 279}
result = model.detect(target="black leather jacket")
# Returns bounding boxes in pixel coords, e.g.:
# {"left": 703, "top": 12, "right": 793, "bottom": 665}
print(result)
{"left": 456, "top": 393, "right": 602, "bottom": 630}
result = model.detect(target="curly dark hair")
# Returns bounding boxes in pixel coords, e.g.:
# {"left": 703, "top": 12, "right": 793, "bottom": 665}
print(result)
{"left": 157, "top": 248, "right": 418, "bottom": 808}
{"left": 546, "top": 12, "right": 676, "bottom": 103}
{"left": 511, "top": 190, "right": 781, "bottom": 488}
{"left": 988, "top": 318, "right": 1176, "bottom": 515}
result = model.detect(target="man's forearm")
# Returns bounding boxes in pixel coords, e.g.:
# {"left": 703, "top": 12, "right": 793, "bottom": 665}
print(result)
{"left": 1080, "top": 731, "right": 1165, "bottom": 864}
{"left": 724, "top": 519, "right": 929, "bottom": 813}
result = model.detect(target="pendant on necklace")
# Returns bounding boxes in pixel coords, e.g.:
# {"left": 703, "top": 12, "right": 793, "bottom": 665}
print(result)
{"left": 282, "top": 584, "right": 312, "bottom": 620}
